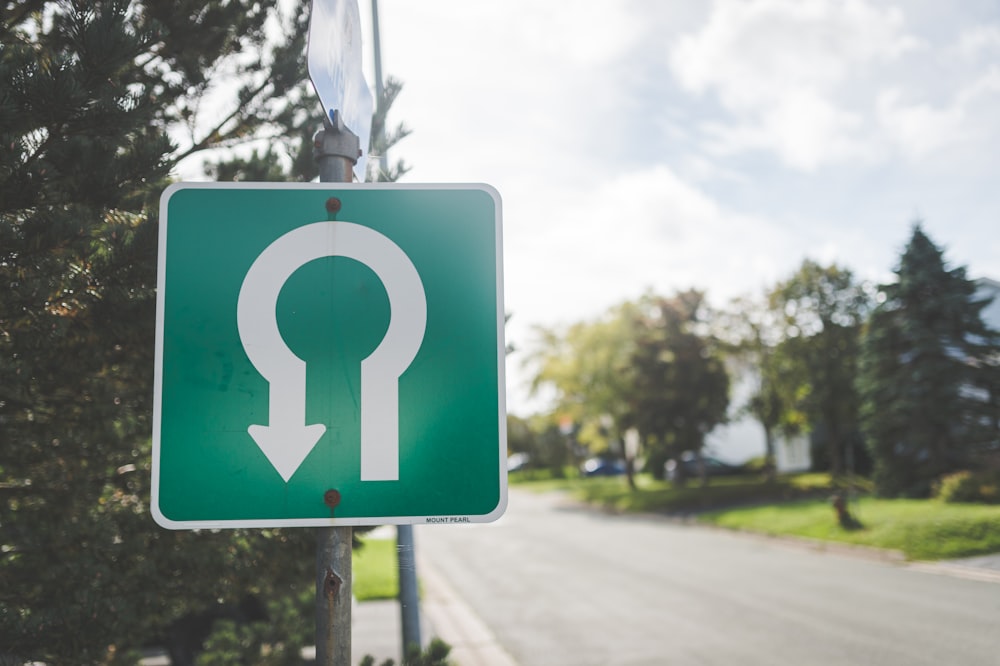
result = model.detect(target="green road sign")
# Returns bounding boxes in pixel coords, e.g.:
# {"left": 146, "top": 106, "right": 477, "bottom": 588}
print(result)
{"left": 152, "top": 183, "right": 506, "bottom": 528}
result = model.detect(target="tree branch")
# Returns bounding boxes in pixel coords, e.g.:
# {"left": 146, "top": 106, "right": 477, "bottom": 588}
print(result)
{"left": 171, "top": 77, "right": 273, "bottom": 163}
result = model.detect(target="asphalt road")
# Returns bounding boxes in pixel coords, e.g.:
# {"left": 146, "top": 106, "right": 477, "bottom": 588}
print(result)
{"left": 416, "top": 489, "right": 1000, "bottom": 666}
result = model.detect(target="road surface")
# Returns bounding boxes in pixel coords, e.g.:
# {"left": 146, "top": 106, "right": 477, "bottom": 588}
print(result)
{"left": 416, "top": 489, "right": 1000, "bottom": 666}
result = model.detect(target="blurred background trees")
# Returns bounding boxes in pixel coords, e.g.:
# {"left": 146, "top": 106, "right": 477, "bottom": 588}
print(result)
{"left": 527, "top": 301, "right": 640, "bottom": 476}
{"left": 767, "top": 260, "right": 873, "bottom": 478}
{"left": 525, "top": 291, "right": 729, "bottom": 483}
{"left": 517, "top": 228, "right": 999, "bottom": 501}
{"left": 859, "top": 225, "right": 1000, "bottom": 497}
{"left": 622, "top": 290, "right": 729, "bottom": 481}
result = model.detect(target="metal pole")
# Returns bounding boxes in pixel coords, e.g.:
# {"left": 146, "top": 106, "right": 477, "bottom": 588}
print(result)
{"left": 397, "top": 524, "right": 422, "bottom": 653}
{"left": 316, "top": 525, "right": 352, "bottom": 666}
{"left": 371, "top": 0, "right": 385, "bottom": 103}
{"left": 370, "top": 0, "right": 423, "bottom": 652}
{"left": 314, "top": 110, "right": 360, "bottom": 666}
{"left": 370, "top": 0, "right": 387, "bottom": 182}
{"left": 315, "top": 110, "right": 361, "bottom": 183}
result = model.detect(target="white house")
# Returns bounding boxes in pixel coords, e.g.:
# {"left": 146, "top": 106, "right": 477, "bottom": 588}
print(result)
{"left": 704, "top": 366, "right": 812, "bottom": 472}
{"left": 707, "top": 277, "right": 1000, "bottom": 472}
{"left": 977, "top": 278, "right": 1000, "bottom": 330}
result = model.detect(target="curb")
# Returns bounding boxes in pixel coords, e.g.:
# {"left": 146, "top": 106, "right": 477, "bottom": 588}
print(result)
{"left": 906, "top": 561, "right": 1000, "bottom": 584}
{"left": 417, "top": 553, "right": 519, "bottom": 666}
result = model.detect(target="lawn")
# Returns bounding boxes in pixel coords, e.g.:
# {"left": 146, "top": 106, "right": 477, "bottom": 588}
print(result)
{"left": 701, "top": 496, "right": 1000, "bottom": 560}
{"left": 512, "top": 470, "right": 1000, "bottom": 560}
{"left": 353, "top": 535, "right": 399, "bottom": 601}
{"left": 512, "top": 470, "right": 834, "bottom": 513}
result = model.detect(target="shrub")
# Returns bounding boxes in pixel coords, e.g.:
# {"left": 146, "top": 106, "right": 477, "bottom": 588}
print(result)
{"left": 936, "top": 470, "right": 1000, "bottom": 504}
{"left": 360, "top": 637, "right": 453, "bottom": 666}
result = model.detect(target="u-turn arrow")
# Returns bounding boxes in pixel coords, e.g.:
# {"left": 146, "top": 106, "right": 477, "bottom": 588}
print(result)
{"left": 237, "top": 221, "right": 426, "bottom": 482}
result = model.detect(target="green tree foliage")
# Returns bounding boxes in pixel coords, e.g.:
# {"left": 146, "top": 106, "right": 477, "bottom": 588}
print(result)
{"left": 359, "top": 637, "right": 453, "bottom": 666}
{"left": 624, "top": 291, "right": 730, "bottom": 481}
{"left": 0, "top": 1, "right": 409, "bottom": 661}
{"left": 769, "top": 260, "right": 872, "bottom": 476}
{"left": 716, "top": 295, "right": 797, "bottom": 479}
{"left": 528, "top": 302, "right": 640, "bottom": 454}
{"left": 506, "top": 414, "right": 572, "bottom": 476}
{"left": 527, "top": 292, "right": 729, "bottom": 485}
{"left": 858, "top": 225, "right": 1000, "bottom": 497}
{"left": 195, "top": 592, "right": 312, "bottom": 666}
{"left": 935, "top": 469, "right": 1000, "bottom": 504}
{"left": 367, "top": 76, "right": 411, "bottom": 183}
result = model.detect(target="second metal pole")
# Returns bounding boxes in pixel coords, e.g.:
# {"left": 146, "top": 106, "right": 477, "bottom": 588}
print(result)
{"left": 370, "top": 2, "right": 423, "bottom": 652}
{"left": 396, "top": 524, "right": 422, "bottom": 654}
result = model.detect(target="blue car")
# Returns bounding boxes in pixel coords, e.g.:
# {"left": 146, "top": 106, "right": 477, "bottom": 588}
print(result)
{"left": 581, "top": 457, "right": 627, "bottom": 476}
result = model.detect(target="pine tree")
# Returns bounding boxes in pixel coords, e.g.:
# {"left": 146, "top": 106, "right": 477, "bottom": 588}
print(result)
{"left": 858, "top": 225, "right": 1000, "bottom": 497}
{"left": 367, "top": 76, "right": 411, "bottom": 182}
{"left": 0, "top": 1, "right": 404, "bottom": 660}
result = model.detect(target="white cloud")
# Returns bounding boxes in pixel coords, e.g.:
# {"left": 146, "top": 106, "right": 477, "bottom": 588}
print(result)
{"left": 669, "top": 0, "right": 919, "bottom": 169}
{"left": 502, "top": 165, "right": 794, "bottom": 333}
{"left": 959, "top": 24, "right": 1000, "bottom": 59}
{"left": 877, "top": 65, "right": 1000, "bottom": 160}
{"left": 372, "top": 1, "right": 643, "bottom": 192}
{"left": 511, "top": 2, "right": 640, "bottom": 66}
{"left": 876, "top": 89, "right": 966, "bottom": 159}
{"left": 701, "top": 89, "right": 873, "bottom": 169}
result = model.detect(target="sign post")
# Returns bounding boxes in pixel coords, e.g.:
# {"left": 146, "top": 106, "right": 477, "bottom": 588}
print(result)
{"left": 307, "top": 6, "right": 366, "bottom": 663}
{"left": 153, "top": 180, "right": 506, "bottom": 660}
{"left": 312, "top": 109, "right": 359, "bottom": 666}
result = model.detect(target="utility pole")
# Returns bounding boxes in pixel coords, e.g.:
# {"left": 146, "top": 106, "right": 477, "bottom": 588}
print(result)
{"left": 313, "top": 109, "right": 361, "bottom": 666}
{"left": 371, "top": 0, "right": 422, "bottom": 655}
{"left": 369, "top": 0, "right": 388, "bottom": 183}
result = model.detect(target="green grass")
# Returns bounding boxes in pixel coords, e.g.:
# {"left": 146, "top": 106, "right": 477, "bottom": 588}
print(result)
{"left": 513, "top": 471, "right": 835, "bottom": 513}
{"left": 701, "top": 497, "right": 1000, "bottom": 560}
{"left": 352, "top": 536, "right": 399, "bottom": 601}
{"left": 512, "top": 471, "right": 1000, "bottom": 561}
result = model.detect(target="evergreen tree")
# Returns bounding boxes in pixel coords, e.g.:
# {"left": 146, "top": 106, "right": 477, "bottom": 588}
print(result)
{"left": 367, "top": 75, "right": 411, "bottom": 183}
{"left": 858, "top": 225, "right": 1000, "bottom": 497}
{"left": 0, "top": 1, "right": 409, "bottom": 661}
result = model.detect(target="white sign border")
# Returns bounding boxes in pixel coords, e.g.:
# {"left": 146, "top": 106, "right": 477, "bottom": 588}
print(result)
{"left": 152, "top": 182, "right": 507, "bottom": 529}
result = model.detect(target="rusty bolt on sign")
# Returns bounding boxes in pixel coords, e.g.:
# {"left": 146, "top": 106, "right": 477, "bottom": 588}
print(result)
{"left": 325, "top": 197, "right": 342, "bottom": 217}
{"left": 323, "top": 489, "right": 341, "bottom": 510}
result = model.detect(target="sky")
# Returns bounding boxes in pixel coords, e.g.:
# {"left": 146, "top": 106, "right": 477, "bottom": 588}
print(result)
{"left": 348, "top": 0, "right": 1000, "bottom": 415}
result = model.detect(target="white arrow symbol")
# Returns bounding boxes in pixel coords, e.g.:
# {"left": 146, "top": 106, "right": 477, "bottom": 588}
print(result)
{"left": 237, "top": 221, "right": 426, "bottom": 482}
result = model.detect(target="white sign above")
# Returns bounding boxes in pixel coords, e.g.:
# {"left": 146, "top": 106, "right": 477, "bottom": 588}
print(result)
{"left": 307, "top": 0, "right": 373, "bottom": 180}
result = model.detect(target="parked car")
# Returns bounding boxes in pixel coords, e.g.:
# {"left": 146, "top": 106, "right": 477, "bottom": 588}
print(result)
{"left": 581, "top": 457, "right": 627, "bottom": 477}
{"left": 665, "top": 452, "right": 747, "bottom": 482}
